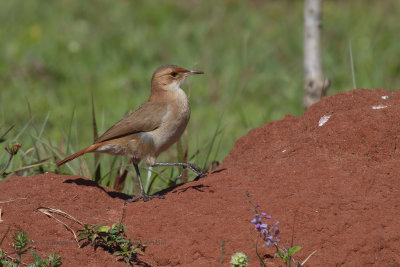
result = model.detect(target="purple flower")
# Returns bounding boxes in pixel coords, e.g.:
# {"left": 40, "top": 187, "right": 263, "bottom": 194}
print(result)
{"left": 261, "top": 212, "right": 272, "bottom": 219}
{"left": 251, "top": 214, "right": 262, "bottom": 226}
{"left": 250, "top": 209, "right": 280, "bottom": 248}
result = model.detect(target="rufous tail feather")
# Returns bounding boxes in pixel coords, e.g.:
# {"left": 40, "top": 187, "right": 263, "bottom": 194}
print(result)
{"left": 57, "top": 143, "right": 104, "bottom": 167}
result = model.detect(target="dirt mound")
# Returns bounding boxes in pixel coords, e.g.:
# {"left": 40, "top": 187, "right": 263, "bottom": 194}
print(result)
{"left": 1, "top": 89, "right": 400, "bottom": 266}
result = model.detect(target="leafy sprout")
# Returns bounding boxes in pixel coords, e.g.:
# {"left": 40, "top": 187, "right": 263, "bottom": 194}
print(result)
{"left": 0, "top": 230, "right": 61, "bottom": 267}
{"left": 78, "top": 223, "right": 145, "bottom": 265}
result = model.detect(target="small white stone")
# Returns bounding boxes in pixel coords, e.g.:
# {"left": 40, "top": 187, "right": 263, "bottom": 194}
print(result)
{"left": 282, "top": 149, "right": 286, "bottom": 153}
{"left": 381, "top": 95, "right": 389, "bottom": 100}
{"left": 372, "top": 105, "right": 388, "bottom": 110}
{"left": 318, "top": 115, "right": 331, "bottom": 127}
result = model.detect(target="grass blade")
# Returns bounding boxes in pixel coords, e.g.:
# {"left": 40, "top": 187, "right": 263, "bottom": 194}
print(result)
{"left": 91, "top": 93, "right": 101, "bottom": 182}
{"left": 12, "top": 118, "right": 33, "bottom": 142}
{"left": 0, "top": 125, "right": 15, "bottom": 141}
{"left": 66, "top": 105, "right": 76, "bottom": 155}
{"left": 202, "top": 115, "right": 224, "bottom": 169}
{"left": 349, "top": 40, "right": 357, "bottom": 89}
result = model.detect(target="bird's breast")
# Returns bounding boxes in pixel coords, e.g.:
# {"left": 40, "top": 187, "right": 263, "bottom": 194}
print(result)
{"left": 152, "top": 90, "right": 190, "bottom": 154}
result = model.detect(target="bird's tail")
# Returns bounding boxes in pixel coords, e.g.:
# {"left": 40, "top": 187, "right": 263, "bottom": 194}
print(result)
{"left": 57, "top": 143, "right": 104, "bottom": 167}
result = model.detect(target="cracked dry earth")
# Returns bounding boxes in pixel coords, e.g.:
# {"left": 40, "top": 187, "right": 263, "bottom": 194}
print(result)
{"left": 1, "top": 88, "right": 400, "bottom": 266}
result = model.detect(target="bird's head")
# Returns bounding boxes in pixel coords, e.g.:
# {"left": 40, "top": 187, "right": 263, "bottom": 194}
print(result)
{"left": 151, "top": 65, "right": 203, "bottom": 94}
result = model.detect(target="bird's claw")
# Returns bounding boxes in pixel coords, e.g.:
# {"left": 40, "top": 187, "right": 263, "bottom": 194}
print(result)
{"left": 194, "top": 173, "right": 207, "bottom": 181}
{"left": 126, "top": 193, "right": 165, "bottom": 202}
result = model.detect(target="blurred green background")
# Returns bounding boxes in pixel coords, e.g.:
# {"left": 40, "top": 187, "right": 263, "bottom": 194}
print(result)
{"left": 1, "top": 0, "right": 399, "bottom": 191}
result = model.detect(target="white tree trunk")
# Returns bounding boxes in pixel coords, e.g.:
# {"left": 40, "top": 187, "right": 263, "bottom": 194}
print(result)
{"left": 303, "top": 0, "right": 330, "bottom": 109}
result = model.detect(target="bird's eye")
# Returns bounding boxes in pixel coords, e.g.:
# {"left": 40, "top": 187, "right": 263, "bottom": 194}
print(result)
{"left": 170, "top": 71, "right": 178, "bottom": 77}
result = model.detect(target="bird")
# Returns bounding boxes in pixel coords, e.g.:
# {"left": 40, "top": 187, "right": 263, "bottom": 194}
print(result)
{"left": 57, "top": 64, "right": 205, "bottom": 201}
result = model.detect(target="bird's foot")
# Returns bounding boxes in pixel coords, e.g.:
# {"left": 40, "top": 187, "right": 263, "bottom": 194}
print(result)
{"left": 186, "top": 163, "right": 207, "bottom": 176}
{"left": 174, "top": 167, "right": 208, "bottom": 183}
{"left": 152, "top": 162, "right": 208, "bottom": 178}
{"left": 126, "top": 193, "right": 165, "bottom": 202}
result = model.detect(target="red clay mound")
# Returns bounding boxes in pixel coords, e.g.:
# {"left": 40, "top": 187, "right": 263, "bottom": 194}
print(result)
{"left": 1, "top": 88, "right": 400, "bottom": 266}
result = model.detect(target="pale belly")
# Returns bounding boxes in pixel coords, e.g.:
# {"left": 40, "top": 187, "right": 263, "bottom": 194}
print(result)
{"left": 153, "top": 114, "right": 189, "bottom": 155}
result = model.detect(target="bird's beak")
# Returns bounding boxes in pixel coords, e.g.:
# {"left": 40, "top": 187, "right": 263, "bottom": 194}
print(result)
{"left": 186, "top": 70, "right": 204, "bottom": 75}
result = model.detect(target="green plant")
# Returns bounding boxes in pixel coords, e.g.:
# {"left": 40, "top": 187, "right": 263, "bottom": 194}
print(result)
{"left": 219, "top": 240, "right": 225, "bottom": 266}
{"left": 78, "top": 223, "right": 145, "bottom": 265}
{"left": 12, "top": 230, "right": 29, "bottom": 265}
{"left": 276, "top": 245, "right": 302, "bottom": 267}
{"left": 0, "top": 230, "right": 62, "bottom": 267}
{"left": 30, "top": 252, "right": 62, "bottom": 267}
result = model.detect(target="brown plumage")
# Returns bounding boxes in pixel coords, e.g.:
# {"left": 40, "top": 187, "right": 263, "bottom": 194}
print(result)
{"left": 57, "top": 65, "right": 204, "bottom": 201}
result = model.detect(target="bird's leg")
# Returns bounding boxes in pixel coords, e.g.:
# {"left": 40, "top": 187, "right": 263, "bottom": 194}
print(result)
{"left": 152, "top": 162, "right": 207, "bottom": 180}
{"left": 126, "top": 163, "right": 165, "bottom": 202}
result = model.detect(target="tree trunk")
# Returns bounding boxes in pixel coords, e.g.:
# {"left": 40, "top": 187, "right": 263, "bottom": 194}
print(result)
{"left": 303, "top": 0, "right": 330, "bottom": 109}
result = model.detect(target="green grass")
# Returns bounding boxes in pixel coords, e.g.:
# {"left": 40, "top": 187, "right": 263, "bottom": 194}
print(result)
{"left": 1, "top": 1, "right": 400, "bottom": 192}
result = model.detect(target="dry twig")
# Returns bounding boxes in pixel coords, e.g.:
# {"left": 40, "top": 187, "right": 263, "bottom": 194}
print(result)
{"left": 0, "top": 197, "right": 28, "bottom": 204}
{"left": 37, "top": 207, "right": 84, "bottom": 247}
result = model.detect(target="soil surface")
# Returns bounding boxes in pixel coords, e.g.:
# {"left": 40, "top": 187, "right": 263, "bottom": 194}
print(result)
{"left": 1, "top": 89, "right": 400, "bottom": 266}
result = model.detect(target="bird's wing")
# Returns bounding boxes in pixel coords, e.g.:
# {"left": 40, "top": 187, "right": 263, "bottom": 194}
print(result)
{"left": 95, "top": 101, "right": 167, "bottom": 143}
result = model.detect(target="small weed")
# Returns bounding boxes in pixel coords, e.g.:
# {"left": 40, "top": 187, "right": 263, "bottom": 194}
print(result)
{"left": 30, "top": 252, "right": 62, "bottom": 267}
{"left": 78, "top": 223, "right": 145, "bottom": 265}
{"left": 244, "top": 191, "right": 315, "bottom": 267}
{"left": 36, "top": 208, "right": 147, "bottom": 266}
{"left": 0, "top": 143, "right": 21, "bottom": 177}
{"left": 230, "top": 252, "right": 249, "bottom": 267}
{"left": 275, "top": 246, "right": 302, "bottom": 267}
{"left": 0, "top": 230, "right": 62, "bottom": 267}
{"left": 219, "top": 240, "right": 225, "bottom": 266}
{"left": 0, "top": 122, "right": 54, "bottom": 180}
